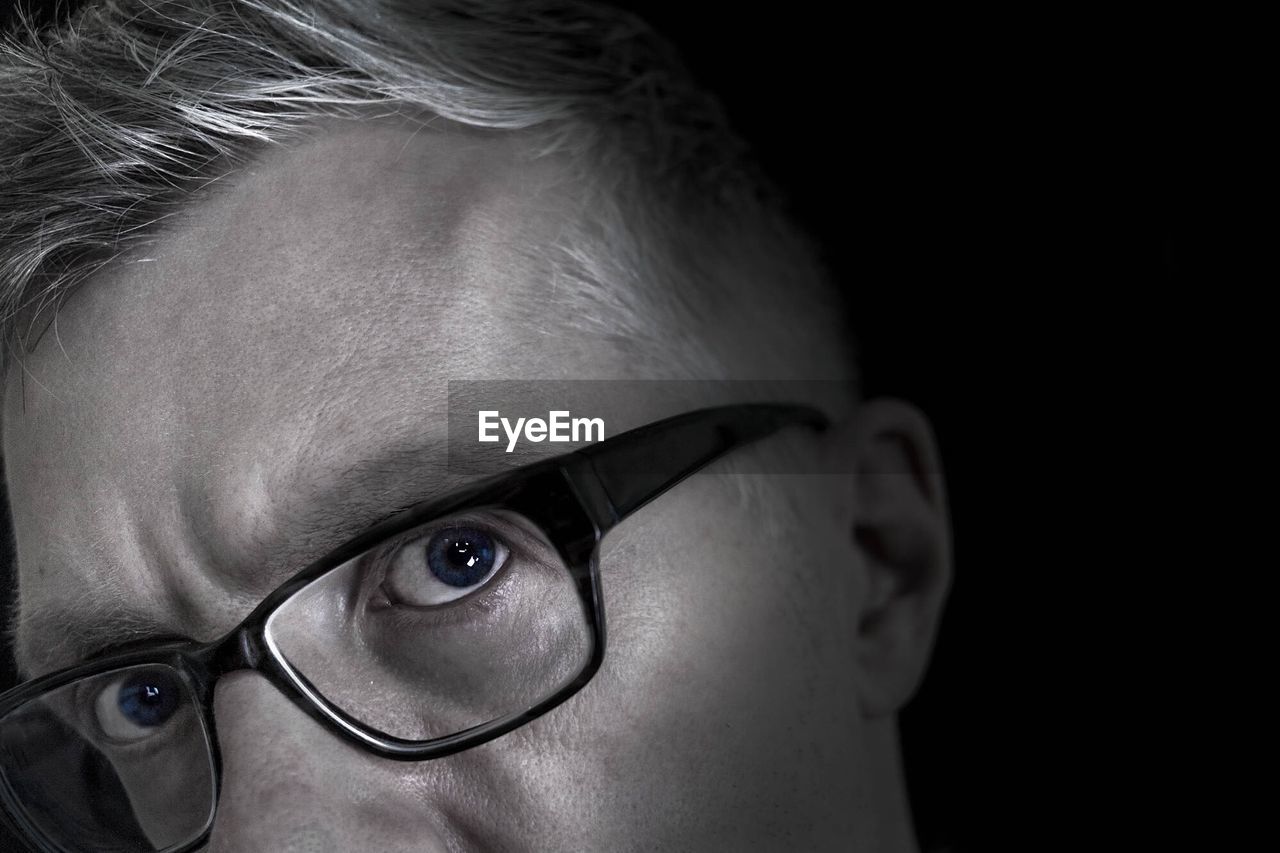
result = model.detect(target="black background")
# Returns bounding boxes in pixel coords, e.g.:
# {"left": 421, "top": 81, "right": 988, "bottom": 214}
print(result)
{"left": 0, "top": 2, "right": 1193, "bottom": 850}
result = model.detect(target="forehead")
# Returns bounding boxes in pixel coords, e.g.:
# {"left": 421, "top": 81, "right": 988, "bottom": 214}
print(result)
{"left": 8, "top": 119, "right": 606, "bottom": 422}
{"left": 0, "top": 119, "right": 646, "bottom": 673}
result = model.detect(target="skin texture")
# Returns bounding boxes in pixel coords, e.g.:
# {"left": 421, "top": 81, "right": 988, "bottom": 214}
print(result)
{"left": 2, "top": 119, "right": 951, "bottom": 852}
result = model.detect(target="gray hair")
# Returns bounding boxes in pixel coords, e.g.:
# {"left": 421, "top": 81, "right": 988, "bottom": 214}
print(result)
{"left": 0, "top": 0, "right": 848, "bottom": 375}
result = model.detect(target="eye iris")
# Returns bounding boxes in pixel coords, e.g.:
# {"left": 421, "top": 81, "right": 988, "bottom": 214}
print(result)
{"left": 117, "top": 671, "right": 182, "bottom": 728}
{"left": 427, "top": 527, "right": 496, "bottom": 587}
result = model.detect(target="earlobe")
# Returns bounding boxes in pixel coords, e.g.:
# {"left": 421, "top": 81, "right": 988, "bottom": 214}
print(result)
{"left": 835, "top": 398, "right": 952, "bottom": 718}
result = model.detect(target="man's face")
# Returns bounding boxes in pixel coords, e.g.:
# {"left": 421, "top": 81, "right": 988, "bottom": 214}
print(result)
{"left": 2, "top": 120, "right": 922, "bottom": 851}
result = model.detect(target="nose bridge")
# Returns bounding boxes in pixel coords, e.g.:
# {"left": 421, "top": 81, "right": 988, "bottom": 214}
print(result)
{"left": 206, "top": 671, "right": 453, "bottom": 853}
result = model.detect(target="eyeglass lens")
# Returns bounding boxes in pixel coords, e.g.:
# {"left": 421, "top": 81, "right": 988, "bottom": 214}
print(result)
{"left": 0, "top": 663, "right": 216, "bottom": 851}
{"left": 264, "top": 507, "right": 592, "bottom": 741}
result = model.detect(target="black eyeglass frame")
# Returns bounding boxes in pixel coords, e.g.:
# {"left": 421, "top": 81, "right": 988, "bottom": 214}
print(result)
{"left": 0, "top": 403, "right": 828, "bottom": 852}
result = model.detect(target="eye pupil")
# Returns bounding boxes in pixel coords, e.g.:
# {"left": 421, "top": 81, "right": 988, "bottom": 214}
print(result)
{"left": 427, "top": 528, "right": 496, "bottom": 587}
{"left": 117, "top": 671, "right": 182, "bottom": 728}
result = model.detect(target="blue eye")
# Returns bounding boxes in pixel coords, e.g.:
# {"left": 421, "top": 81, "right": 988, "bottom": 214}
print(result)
{"left": 93, "top": 667, "right": 188, "bottom": 743}
{"left": 116, "top": 670, "right": 182, "bottom": 728}
{"left": 426, "top": 527, "right": 497, "bottom": 587}
{"left": 381, "top": 519, "right": 512, "bottom": 607}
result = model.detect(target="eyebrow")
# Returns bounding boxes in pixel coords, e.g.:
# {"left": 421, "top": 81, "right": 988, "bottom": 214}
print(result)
{"left": 252, "top": 443, "right": 468, "bottom": 588}
{"left": 9, "top": 439, "right": 490, "bottom": 681}
{"left": 10, "top": 597, "right": 174, "bottom": 681}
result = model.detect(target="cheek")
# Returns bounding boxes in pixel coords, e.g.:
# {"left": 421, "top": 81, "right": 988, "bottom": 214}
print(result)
{"left": 600, "top": 475, "right": 856, "bottom": 699}
{"left": 544, "top": 476, "right": 861, "bottom": 829}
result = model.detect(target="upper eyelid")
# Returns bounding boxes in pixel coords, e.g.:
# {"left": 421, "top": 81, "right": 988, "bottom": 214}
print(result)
{"left": 361, "top": 508, "right": 545, "bottom": 567}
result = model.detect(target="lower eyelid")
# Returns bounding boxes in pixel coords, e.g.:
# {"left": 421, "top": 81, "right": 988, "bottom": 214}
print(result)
{"left": 369, "top": 549, "right": 521, "bottom": 620}
{"left": 96, "top": 706, "right": 197, "bottom": 754}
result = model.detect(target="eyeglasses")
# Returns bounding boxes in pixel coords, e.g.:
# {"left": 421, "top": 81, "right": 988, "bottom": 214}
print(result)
{"left": 0, "top": 404, "right": 827, "bottom": 852}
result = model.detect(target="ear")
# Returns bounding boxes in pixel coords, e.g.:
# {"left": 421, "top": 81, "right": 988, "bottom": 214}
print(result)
{"left": 827, "top": 398, "right": 952, "bottom": 717}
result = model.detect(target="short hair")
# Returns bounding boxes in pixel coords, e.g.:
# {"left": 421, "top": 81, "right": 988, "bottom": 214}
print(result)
{"left": 0, "top": 0, "right": 851, "bottom": 377}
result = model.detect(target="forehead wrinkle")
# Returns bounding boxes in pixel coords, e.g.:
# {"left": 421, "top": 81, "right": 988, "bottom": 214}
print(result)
{"left": 7, "top": 461, "right": 228, "bottom": 676}
{"left": 187, "top": 413, "right": 463, "bottom": 602}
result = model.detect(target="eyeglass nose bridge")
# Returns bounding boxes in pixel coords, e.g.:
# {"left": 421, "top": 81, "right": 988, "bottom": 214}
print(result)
{"left": 203, "top": 625, "right": 264, "bottom": 680}
{"left": 181, "top": 625, "right": 324, "bottom": 751}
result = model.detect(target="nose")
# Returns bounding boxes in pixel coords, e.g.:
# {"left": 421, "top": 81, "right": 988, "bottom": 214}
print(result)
{"left": 206, "top": 672, "right": 454, "bottom": 852}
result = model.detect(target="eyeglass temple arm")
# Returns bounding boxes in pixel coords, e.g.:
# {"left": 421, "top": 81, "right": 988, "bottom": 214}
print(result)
{"left": 567, "top": 404, "right": 829, "bottom": 530}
